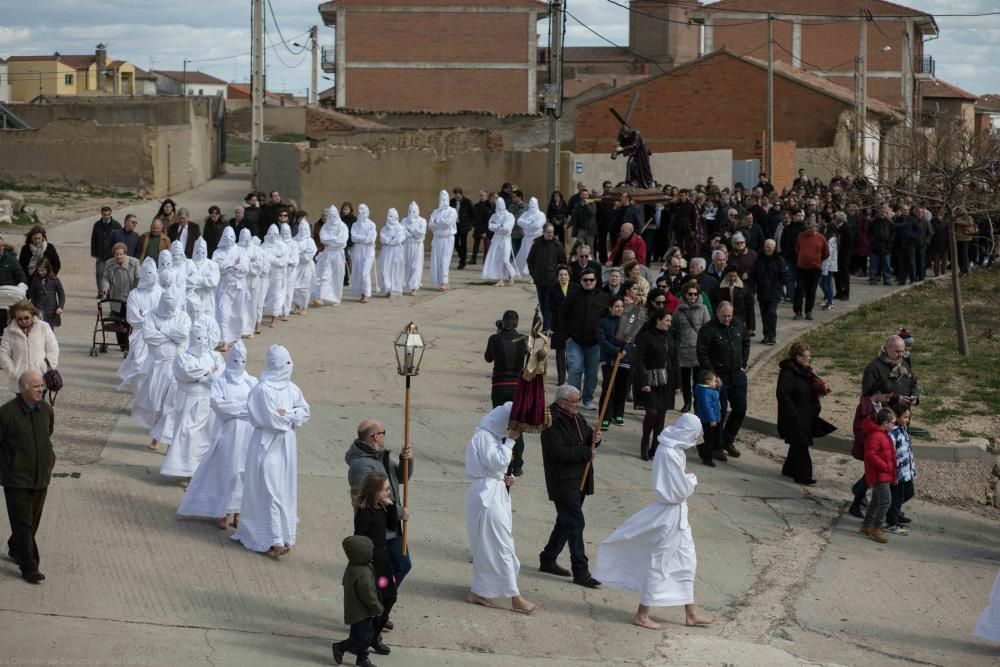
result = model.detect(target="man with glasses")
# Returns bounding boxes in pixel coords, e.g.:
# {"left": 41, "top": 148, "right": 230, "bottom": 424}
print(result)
{"left": 557, "top": 268, "right": 609, "bottom": 410}
{"left": 347, "top": 419, "right": 415, "bottom": 603}
{"left": 167, "top": 207, "right": 202, "bottom": 259}
{"left": 539, "top": 384, "right": 602, "bottom": 588}
{"left": 569, "top": 245, "right": 601, "bottom": 285}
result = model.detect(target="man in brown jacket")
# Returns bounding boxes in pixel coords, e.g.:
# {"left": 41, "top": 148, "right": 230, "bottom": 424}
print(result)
{"left": 138, "top": 218, "right": 171, "bottom": 264}
{"left": 0, "top": 370, "right": 54, "bottom": 584}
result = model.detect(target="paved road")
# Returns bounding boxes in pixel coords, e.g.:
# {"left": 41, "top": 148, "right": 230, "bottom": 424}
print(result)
{"left": 1, "top": 170, "right": 996, "bottom": 666}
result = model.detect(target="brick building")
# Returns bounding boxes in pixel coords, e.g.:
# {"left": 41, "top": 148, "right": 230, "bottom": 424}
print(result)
{"left": 318, "top": 0, "right": 546, "bottom": 114}
{"left": 690, "top": 0, "right": 938, "bottom": 127}
{"left": 574, "top": 50, "right": 900, "bottom": 186}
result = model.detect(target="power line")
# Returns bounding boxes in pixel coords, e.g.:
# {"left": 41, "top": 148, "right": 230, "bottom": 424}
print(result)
{"left": 564, "top": 9, "right": 669, "bottom": 74}
{"left": 632, "top": 0, "right": 1000, "bottom": 19}
{"left": 603, "top": 0, "right": 765, "bottom": 27}
{"left": 185, "top": 29, "right": 310, "bottom": 63}
{"left": 265, "top": 27, "right": 307, "bottom": 69}
{"left": 266, "top": 0, "right": 309, "bottom": 55}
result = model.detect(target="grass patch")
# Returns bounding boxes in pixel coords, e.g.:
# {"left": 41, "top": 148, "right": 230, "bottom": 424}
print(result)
{"left": 268, "top": 133, "right": 306, "bottom": 143}
{"left": 0, "top": 181, "right": 137, "bottom": 199}
{"left": 226, "top": 135, "right": 251, "bottom": 165}
{"left": 802, "top": 269, "right": 1000, "bottom": 438}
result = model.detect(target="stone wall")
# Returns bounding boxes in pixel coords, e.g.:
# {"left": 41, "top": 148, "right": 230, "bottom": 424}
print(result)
{"left": 226, "top": 106, "right": 306, "bottom": 136}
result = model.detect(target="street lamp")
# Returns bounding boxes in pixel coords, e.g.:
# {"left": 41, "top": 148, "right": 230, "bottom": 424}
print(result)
{"left": 393, "top": 322, "right": 424, "bottom": 554}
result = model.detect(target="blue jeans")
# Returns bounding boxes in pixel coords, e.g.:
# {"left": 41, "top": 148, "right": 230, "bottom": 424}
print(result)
{"left": 717, "top": 372, "right": 748, "bottom": 449}
{"left": 387, "top": 535, "right": 412, "bottom": 587}
{"left": 336, "top": 617, "right": 373, "bottom": 662}
{"left": 819, "top": 273, "right": 835, "bottom": 306}
{"left": 566, "top": 340, "right": 600, "bottom": 404}
{"left": 540, "top": 494, "right": 589, "bottom": 577}
{"left": 869, "top": 254, "right": 891, "bottom": 283}
{"left": 536, "top": 284, "right": 552, "bottom": 331}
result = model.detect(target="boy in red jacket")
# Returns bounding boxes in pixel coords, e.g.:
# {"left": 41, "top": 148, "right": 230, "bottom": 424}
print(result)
{"left": 860, "top": 408, "right": 897, "bottom": 544}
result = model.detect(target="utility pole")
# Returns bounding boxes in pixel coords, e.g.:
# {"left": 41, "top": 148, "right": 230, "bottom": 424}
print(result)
{"left": 854, "top": 9, "right": 868, "bottom": 176}
{"left": 182, "top": 59, "right": 188, "bottom": 97}
{"left": 310, "top": 25, "right": 319, "bottom": 106}
{"left": 766, "top": 13, "right": 774, "bottom": 183}
{"left": 251, "top": 0, "right": 265, "bottom": 189}
{"left": 546, "top": 0, "right": 565, "bottom": 197}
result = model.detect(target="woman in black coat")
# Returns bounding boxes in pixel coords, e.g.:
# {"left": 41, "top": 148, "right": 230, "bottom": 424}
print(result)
{"left": 633, "top": 309, "right": 680, "bottom": 460}
{"left": 353, "top": 471, "right": 398, "bottom": 656}
{"left": 775, "top": 341, "right": 834, "bottom": 485}
{"left": 19, "top": 225, "right": 61, "bottom": 278}
{"left": 546, "top": 265, "right": 578, "bottom": 385}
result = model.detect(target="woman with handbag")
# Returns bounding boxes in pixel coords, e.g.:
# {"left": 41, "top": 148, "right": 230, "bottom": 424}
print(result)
{"left": 0, "top": 300, "right": 59, "bottom": 395}
{"left": 633, "top": 309, "right": 680, "bottom": 461}
{"left": 673, "top": 281, "right": 711, "bottom": 413}
{"left": 775, "top": 342, "right": 834, "bottom": 485}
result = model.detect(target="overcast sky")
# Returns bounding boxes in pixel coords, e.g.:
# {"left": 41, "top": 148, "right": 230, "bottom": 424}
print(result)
{"left": 1, "top": 0, "right": 997, "bottom": 97}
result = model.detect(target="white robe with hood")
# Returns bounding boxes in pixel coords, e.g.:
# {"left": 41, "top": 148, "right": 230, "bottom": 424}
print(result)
{"left": 232, "top": 345, "right": 310, "bottom": 552}
{"left": 481, "top": 198, "right": 518, "bottom": 281}
{"left": 280, "top": 223, "right": 298, "bottom": 315}
{"left": 401, "top": 202, "right": 426, "bottom": 292}
{"left": 465, "top": 402, "right": 521, "bottom": 598}
{"left": 975, "top": 569, "right": 1000, "bottom": 641}
{"left": 213, "top": 227, "right": 249, "bottom": 345}
{"left": 238, "top": 229, "right": 263, "bottom": 336}
{"left": 178, "top": 341, "right": 258, "bottom": 518}
{"left": 428, "top": 190, "right": 457, "bottom": 287}
{"left": 378, "top": 208, "right": 406, "bottom": 297}
{"left": 186, "top": 238, "right": 220, "bottom": 316}
{"left": 349, "top": 204, "right": 377, "bottom": 298}
{"left": 161, "top": 323, "right": 218, "bottom": 478}
{"left": 513, "top": 196, "right": 546, "bottom": 277}
{"left": 116, "top": 257, "right": 161, "bottom": 393}
{"left": 166, "top": 242, "right": 188, "bottom": 303}
{"left": 253, "top": 237, "right": 268, "bottom": 324}
{"left": 262, "top": 225, "right": 288, "bottom": 317}
{"left": 592, "top": 414, "right": 702, "bottom": 607}
{"left": 290, "top": 220, "right": 317, "bottom": 309}
{"left": 132, "top": 288, "right": 191, "bottom": 437}
{"left": 313, "top": 206, "right": 349, "bottom": 303}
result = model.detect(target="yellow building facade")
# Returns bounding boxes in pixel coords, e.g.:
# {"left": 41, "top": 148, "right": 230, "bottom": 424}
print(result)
{"left": 6, "top": 45, "right": 137, "bottom": 102}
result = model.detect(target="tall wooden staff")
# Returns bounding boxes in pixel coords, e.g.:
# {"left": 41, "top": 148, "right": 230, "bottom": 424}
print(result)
{"left": 394, "top": 322, "right": 425, "bottom": 555}
{"left": 579, "top": 306, "right": 645, "bottom": 491}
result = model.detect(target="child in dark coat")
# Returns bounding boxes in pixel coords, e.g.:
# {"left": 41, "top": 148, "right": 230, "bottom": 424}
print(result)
{"left": 27, "top": 259, "right": 65, "bottom": 328}
{"left": 694, "top": 369, "right": 721, "bottom": 466}
{"left": 353, "top": 472, "right": 398, "bottom": 658}
{"left": 333, "top": 535, "right": 384, "bottom": 667}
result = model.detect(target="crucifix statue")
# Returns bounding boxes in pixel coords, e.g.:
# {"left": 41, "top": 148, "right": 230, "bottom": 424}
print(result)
{"left": 610, "top": 92, "right": 654, "bottom": 189}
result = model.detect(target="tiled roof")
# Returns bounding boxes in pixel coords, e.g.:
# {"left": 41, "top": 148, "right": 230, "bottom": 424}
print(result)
{"left": 701, "top": 0, "right": 928, "bottom": 17}
{"left": 310, "top": 107, "right": 391, "bottom": 131}
{"left": 921, "top": 79, "right": 978, "bottom": 101}
{"left": 976, "top": 94, "right": 1000, "bottom": 112}
{"left": 560, "top": 47, "right": 639, "bottom": 63}
{"left": 227, "top": 83, "right": 293, "bottom": 102}
{"left": 7, "top": 53, "right": 97, "bottom": 69}
{"left": 132, "top": 66, "right": 157, "bottom": 80}
{"left": 153, "top": 70, "right": 228, "bottom": 85}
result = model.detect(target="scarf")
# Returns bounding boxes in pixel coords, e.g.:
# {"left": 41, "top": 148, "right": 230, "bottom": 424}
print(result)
{"left": 28, "top": 242, "right": 46, "bottom": 275}
{"left": 801, "top": 364, "right": 831, "bottom": 397}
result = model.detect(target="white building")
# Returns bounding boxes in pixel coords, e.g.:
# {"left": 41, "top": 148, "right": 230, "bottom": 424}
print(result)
{"left": 132, "top": 66, "right": 158, "bottom": 96}
{"left": 0, "top": 58, "right": 10, "bottom": 103}
{"left": 153, "top": 70, "right": 228, "bottom": 98}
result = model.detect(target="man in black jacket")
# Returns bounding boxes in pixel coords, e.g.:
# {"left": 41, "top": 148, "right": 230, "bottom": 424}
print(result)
{"left": 527, "top": 224, "right": 567, "bottom": 330}
{"left": 539, "top": 384, "right": 602, "bottom": 588}
{"left": 832, "top": 211, "right": 853, "bottom": 300}
{"left": 471, "top": 190, "right": 493, "bottom": 265}
{"left": 90, "top": 206, "right": 121, "bottom": 297}
{"left": 166, "top": 208, "right": 202, "bottom": 258}
{"left": 558, "top": 268, "right": 610, "bottom": 410}
{"left": 568, "top": 246, "right": 602, "bottom": 285}
{"left": 696, "top": 302, "right": 749, "bottom": 460}
{"left": 594, "top": 181, "right": 615, "bottom": 263}
{"left": 450, "top": 187, "right": 476, "bottom": 270}
{"left": 484, "top": 311, "right": 528, "bottom": 476}
{"left": 0, "top": 371, "right": 54, "bottom": 584}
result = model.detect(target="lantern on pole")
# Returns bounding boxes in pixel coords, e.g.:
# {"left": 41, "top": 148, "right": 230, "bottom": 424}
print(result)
{"left": 393, "top": 322, "right": 424, "bottom": 555}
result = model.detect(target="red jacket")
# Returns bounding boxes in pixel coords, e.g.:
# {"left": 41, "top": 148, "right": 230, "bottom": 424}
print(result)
{"left": 795, "top": 230, "right": 829, "bottom": 270}
{"left": 862, "top": 418, "right": 897, "bottom": 485}
{"left": 609, "top": 233, "right": 647, "bottom": 266}
{"left": 851, "top": 396, "right": 879, "bottom": 460}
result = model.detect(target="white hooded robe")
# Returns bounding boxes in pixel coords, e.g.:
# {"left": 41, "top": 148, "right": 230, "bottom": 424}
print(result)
{"left": 186, "top": 238, "right": 220, "bottom": 316}
{"left": 116, "top": 257, "right": 161, "bottom": 393}
{"left": 313, "top": 206, "right": 349, "bottom": 303}
{"left": 592, "top": 414, "right": 702, "bottom": 607}
{"left": 178, "top": 341, "right": 258, "bottom": 518}
{"left": 465, "top": 402, "right": 521, "bottom": 598}
{"left": 401, "top": 201, "right": 426, "bottom": 292}
{"left": 161, "top": 323, "right": 218, "bottom": 478}
{"left": 290, "top": 220, "right": 317, "bottom": 309}
{"left": 132, "top": 288, "right": 191, "bottom": 440}
{"left": 280, "top": 223, "right": 298, "bottom": 315}
{"left": 238, "top": 229, "right": 263, "bottom": 336}
{"left": 263, "top": 225, "right": 288, "bottom": 317}
{"left": 428, "top": 190, "right": 457, "bottom": 287}
{"left": 975, "top": 569, "right": 1000, "bottom": 641}
{"left": 349, "top": 204, "right": 377, "bottom": 298}
{"left": 213, "top": 226, "right": 249, "bottom": 345}
{"left": 513, "top": 196, "right": 546, "bottom": 277}
{"left": 232, "top": 345, "right": 310, "bottom": 552}
{"left": 481, "top": 198, "right": 518, "bottom": 281}
{"left": 378, "top": 208, "right": 406, "bottom": 297}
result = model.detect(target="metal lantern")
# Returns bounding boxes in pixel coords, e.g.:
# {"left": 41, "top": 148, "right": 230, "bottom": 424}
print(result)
{"left": 394, "top": 322, "right": 424, "bottom": 377}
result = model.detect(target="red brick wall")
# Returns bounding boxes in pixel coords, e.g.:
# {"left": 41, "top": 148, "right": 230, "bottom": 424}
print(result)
{"left": 575, "top": 53, "right": 848, "bottom": 160}
{"left": 770, "top": 140, "right": 797, "bottom": 191}
{"left": 344, "top": 69, "right": 528, "bottom": 113}
{"left": 712, "top": 19, "right": 792, "bottom": 62}
{"left": 345, "top": 12, "right": 529, "bottom": 63}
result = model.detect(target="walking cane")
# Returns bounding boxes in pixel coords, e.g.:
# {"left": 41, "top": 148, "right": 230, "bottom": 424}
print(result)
{"left": 579, "top": 306, "right": 645, "bottom": 491}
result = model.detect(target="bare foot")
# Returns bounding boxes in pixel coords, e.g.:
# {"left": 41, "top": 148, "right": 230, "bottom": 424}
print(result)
{"left": 216, "top": 517, "right": 230, "bottom": 530}
{"left": 265, "top": 546, "right": 283, "bottom": 560}
{"left": 406, "top": 290, "right": 416, "bottom": 296}
{"left": 268, "top": 317, "right": 276, "bottom": 328}
{"left": 312, "top": 299, "right": 324, "bottom": 307}
{"left": 231, "top": 513, "right": 240, "bottom": 528}
{"left": 437, "top": 285, "right": 446, "bottom": 292}
{"left": 280, "top": 316, "right": 289, "bottom": 322}
{"left": 147, "top": 440, "right": 158, "bottom": 451}
{"left": 685, "top": 606, "right": 715, "bottom": 627}
{"left": 466, "top": 592, "right": 498, "bottom": 609}
{"left": 254, "top": 325, "right": 262, "bottom": 334}
{"left": 442, "top": 284, "right": 449, "bottom": 291}
{"left": 507, "top": 279, "right": 515, "bottom": 287}
{"left": 511, "top": 596, "right": 540, "bottom": 614}
{"left": 632, "top": 614, "right": 666, "bottom": 631}
{"left": 179, "top": 478, "right": 190, "bottom": 490}
{"left": 332, "top": 302, "right": 341, "bottom": 308}
{"left": 360, "top": 296, "right": 369, "bottom": 304}
{"left": 495, "top": 280, "right": 504, "bottom": 287}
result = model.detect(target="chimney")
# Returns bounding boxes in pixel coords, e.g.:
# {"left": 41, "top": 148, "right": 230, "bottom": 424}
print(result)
{"left": 629, "top": 0, "right": 700, "bottom": 67}
{"left": 96, "top": 44, "right": 107, "bottom": 70}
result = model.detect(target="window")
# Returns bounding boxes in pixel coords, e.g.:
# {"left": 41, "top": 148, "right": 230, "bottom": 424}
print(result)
{"left": 64, "top": 73, "right": 74, "bottom": 86}
{"left": 187, "top": 88, "right": 194, "bottom": 95}
{"left": 198, "top": 88, "right": 204, "bottom": 95}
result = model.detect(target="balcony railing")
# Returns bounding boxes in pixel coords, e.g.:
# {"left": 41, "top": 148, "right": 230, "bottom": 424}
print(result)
{"left": 915, "top": 55, "right": 935, "bottom": 77}
{"left": 321, "top": 46, "right": 336, "bottom": 73}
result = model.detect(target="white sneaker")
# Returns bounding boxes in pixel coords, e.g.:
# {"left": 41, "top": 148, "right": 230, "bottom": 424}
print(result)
{"left": 583, "top": 401, "right": 598, "bottom": 410}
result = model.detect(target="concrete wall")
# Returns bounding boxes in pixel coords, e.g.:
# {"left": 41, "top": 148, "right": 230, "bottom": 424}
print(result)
{"left": 569, "top": 149, "right": 732, "bottom": 191}
{"left": 260, "top": 137, "right": 553, "bottom": 223}
{"left": 0, "top": 119, "right": 156, "bottom": 191}
{"left": 8, "top": 96, "right": 203, "bottom": 128}
{"left": 795, "top": 147, "right": 839, "bottom": 184}
{"left": 227, "top": 106, "right": 306, "bottom": 136}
